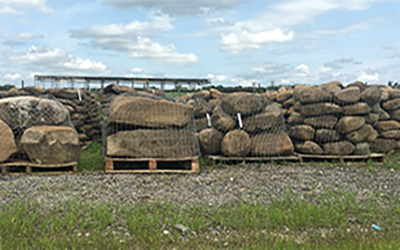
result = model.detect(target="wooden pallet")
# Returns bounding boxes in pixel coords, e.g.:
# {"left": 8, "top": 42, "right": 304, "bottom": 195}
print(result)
{"left": 0, "top": 161, "right": 78, "bottom": 175}
{"left": 207, "top": 155, "right": 301, "bottom": 165}
{"left": 297, "top": 153, "right": 386, "bottom": 163}
{"left": 104, "top": 157, "right": 200, "bottom": 174}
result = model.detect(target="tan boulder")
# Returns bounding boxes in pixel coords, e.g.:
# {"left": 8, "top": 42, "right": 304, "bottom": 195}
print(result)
{"left": 300, "top": 103, "right": 342, "bottom": 117}
{"left": 380, "top": 130, "right": 400, "bottom": 139}
{"left": 342, "top": 103, "right": 371, "bottom": 115}
{"left": 390, "top": 109, "right": 400, "bottom": 122}
{"left": 0, "top": 120, "right": 17, "bottom": 162}
{"left": 299, "top": 87, "right": 332, "bottom": 104}
{"left": 188, "top": 98, "right": 212, "bottom": 118}
{"left": 361, "top": 86, "right": 381, "bottom": 105}
{"left": 210, "top": 88, "right": 225, "bottom": 100}
{"left": 251, "top": 130, "right": 294, "bottom": 156}
{"left": 382, "top": 98, "right": 400, "bottom": 111}
{"left": 288, "top": 125, "right": 315, "bottom": 140}
{"left": 370, "top": 139, "right": 397, "bottom": 153}
{"left": 364, "top": 113, "right": 379, "bottom": 126}
{"left": 195, "top": 117, "right": 209, "bottom": 132}
{"left": 276, "top": 90, "right": 293, "bottom": 103}
{"left": 287, "top": 112, "right": 304, "bottom": 125}
{"left": 198, "top": 128, "right": 223, "bottom": 155}
{"left": 221, "top": 130, "right": 251, "bottom": 157}
{"left": 221, "top": 92, "right": 267, "bottom": 116}
{"left": 379, "top": 108, "right": 390, "bottom": 120}
{"left": 192, "top": 90, "right": 211, "bottom": 101}
{"left": 376, "top": 120, "right": 400, "bottom": 131}
{"left": 108, "top": 96, "right": 193, "bottom": 128}
{"left": 304, "top": 115, "right": 338, "bottom": 129}
{"left": 354, "top": 143, "right": 370, "bottom": 155}
{"left": 211, "top": 105, "right": 236, "bottom": 132}
{"left": 21, "top": 126, "right": 79, "bottom": 164}
{"left": 345, "top": 124, "right": 378, "bottom": 143}
{"left": 315, "top": 129, "right": 340, "bottom": 143}
{"left": 336, "top": 116, "right": 365, "bottom": 133}
{"left": 334, "top": 87, "right": 360, "bottom": 104}
{"left": 107, "top": 129, "right": 197, "bottom": 158}
{"left": 295, "top": 141, "right": 323, "bottom": 155}
{"left": 323, "top": 141, "right": 355, "bottom": 155}
{"left": 320, "top": 81, "right": 343, "bottom": 94}
{"left": 242, "top": 106, "right": 283, "bottom": 133}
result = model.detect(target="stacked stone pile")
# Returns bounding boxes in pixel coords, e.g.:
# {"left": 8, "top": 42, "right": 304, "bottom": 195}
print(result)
{"left": 372, "top": 87, "right": 400, "bottom": 153}
{"left": 0, "top": 96, "right": 79, "bottom": 164}
{"left": 105, "top": 94, "right": 199, "bottom": 158}
{"left": 264, "top": 86, "right": 294, "bottom": 118}
{"left": 197, "top": 92, "right": 294, "bottom": 157}
{"left": 287, "top": 81, "right": 381, "bottom": 155}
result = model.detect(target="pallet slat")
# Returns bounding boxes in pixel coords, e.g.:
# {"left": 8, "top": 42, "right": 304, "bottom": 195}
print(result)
{"left": 104, "top": 157, "right": 200, "bottom": 174}
{"left": 0, "top": 161, "right": 78, "bottom": 175}
{"left": 297, "top": 153, "right": 386, "bottom": 163}
{"left": 207, "top": 155, "right": 301, "bottom": 165}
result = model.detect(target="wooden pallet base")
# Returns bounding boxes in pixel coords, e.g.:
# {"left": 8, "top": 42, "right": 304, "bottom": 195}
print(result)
{"left": 0, "top": 161, "right": 78, "bottom": 175}
{"left": 207, "top": 155, "right": 301, "bottom": 165}
{"left": 297, "top": 153, "right": 386, "bottom": 163}
{"left": 104, "top": 157, "right": 200, "bottom": 174}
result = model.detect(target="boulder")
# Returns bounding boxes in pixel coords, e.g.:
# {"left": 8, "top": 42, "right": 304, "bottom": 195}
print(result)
{"left": 265, "top": 90, "right": 278, "bottom": 102}
{"left": 221, "top": 130, "right": 251, "bottom": 157}
{"left": 251, "top": 130, "right": 294, "bottom": 156}
{"left": 323, "top": 141, "right": 355, "bottom": 155}
{"left": 293, "top": 85, "right": 314, "bottom": 101}
{"left": 103, "top": 84, "right": 135, "bottom": 95}
{"left": 188, "top": 99, "right": 212, "bottom": 118}
{"left": 221, "top": 92, "right": 267, "bottom": 116}
{"left": 354, "top": 143, "right": 370, "bottom": 155}
{"left": 381, "top": 89, "right": 390, "bottom": 102}
{"left": 382, "top": 98, "right": 400, "bottom": 111}
{"left": 300, "top": 103, "right": 341, "bottom": 117}
{"left": 192, "top": 90, "right": 211, "bottom": 101}
{"left": 391, "top": 109, "right": 400, "bottom": 122}
{"left": 242, "top": 107, "right": 283, "bottom": 133}
{"left": 315, "top": 129, "right": 340, "bottom": 143}
{"left": 288, "top": 125, "right": 315, "bottom": 140}
{"left": 21, "top": 126, "right": 79, "bottom": 164}
{"left": 388, "top": 89, "right": 400, "bottom": 99}
{"left": 334, "top": 87, "right": 360, "bottom": 104}
{"left": 345, "top": 124, "right": 378, "bottom": 143}
{"left": 379, "top": 108, "right": 390, "bottom": 121}
{"left": 295, "top": 141, "right": 323, "bottom": 155}
{"left": 361, "top": 86, "right": 381, "bottom": 105}
{"left": 108, "top": 96, "right": 193, "bottom": 128}
{"left": 370, "top": 139, "right": 397, "bottom": 153}
{"left": 347, "top": 81, "right": 367, "bottom": 92}
{"left": 320, "top": 81, "right": 343, "bottom": 94}
{"left": 380, "top": 130, "right": 400, "bottom": 139}
{"left": 299, "top": 87, "right": 332, "bottom": 104}
{"left": 195, "top": 117, "right": 209, "bottom": 132}
{"left": 0, "top": 96, "right": 69, "bottom": 129}
{"left": 336, "top": 116, "right": 365, "bottom": 133}
{"left": 287, "top": 112, "right": 304, "bottom": 125}
{"left": 210, "top": 88, "right": 225, "bottom": 100}
{"left": 211, "top": 105, "right": 236, "bottom": 132}
{"left": 364, "top": 113, "right": 379, "bottom": 126}
{"left": 342, "top": 103, "right": 371, "bottom": 115}
{"left": 198, "top": 128, "right": 223, "bottom": 155}
{"left": 376, "top": 120, "right": 400, "bottom": 131}
{"left": 107, "top": 129, "right": 197, "bottom": 158}
{"left": 0, "top": 120, "right": 17, "bottom": 162}
{"left": 282, "top": 98, "right": 294, "bottom": 108}
{"left": 303, "top": 115, "right": 338, "bottom": 129}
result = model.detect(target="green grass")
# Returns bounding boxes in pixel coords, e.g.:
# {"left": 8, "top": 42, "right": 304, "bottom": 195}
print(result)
{"left": 78, "top": 142, "right": 104, "bottom": 172}
{"left": 1, "top": 189, "right": 400, "bottom": 249}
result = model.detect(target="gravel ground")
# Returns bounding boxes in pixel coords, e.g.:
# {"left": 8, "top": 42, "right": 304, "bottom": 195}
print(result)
{"left": 1, "top": 163, "right": 400, "bottom": 208}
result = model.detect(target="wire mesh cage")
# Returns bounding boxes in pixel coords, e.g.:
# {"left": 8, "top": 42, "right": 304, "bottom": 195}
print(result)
{"left": 0, "top": 95, "right": 79, "bottom": 165}
{"left": 287, "top": 81, "right": 382, "bottom": 156}
{"left": 192, "top": 89, "right": 295, "bottom": 158}
{"left": 103, "top": 93, "right": 200, "bottom": 159}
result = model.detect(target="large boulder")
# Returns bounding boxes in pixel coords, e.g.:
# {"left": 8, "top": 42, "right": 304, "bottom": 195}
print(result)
{"left": 379, "top": 108, "right": 390, "bottom": 121}
{"left": 107, "top": 129, "right": 197, "bottom": 158}
{"left": 210, "top": 88, "right": 225, "bottom": 100}
{"left": 345, "top": 124, "right": 378, "bottom": 143}
{"left": 0, "top": 120, "right": 17, "bottom": 162}
{"left": 370, "top": 139, "right": 397, "bottom": 153}
{"left": 315, "top": 129, "right": 340, "bottom": 143}
{"left": 221, "top": 92, "right": 267, "bottom": 116}
{"left": 304, "top": 115, "right": 338, "bottom": 129}
{"left": 192, "top": 90, "right": 211, "bottom": 101}
{"left": 342, "top": 103, "right": 371, "bottom": 115}
{"left": 195, "top": 117, "right": 208, "bottom": 132}
{"left": 198, "top": 128, "right": 223, "bottom": 155}
{"left": 323, "top": 141, "right": 355, "bottom": 155}
{"left": 295, "top": 141, "right": 323, "bottom": 155}
{"left": 221, "top": 130, "right": 251, "bottom": 157}
{"left": 391, "top": 109, "right": 400, "bottom": 122}
{"left": 287, "top": 112, "right": 304, "bottom": 125}
{"left": 320, "top": 81, "right": 343, "bottom": 94}
{"left": 288, "top": 125, "right": 315, "bottom": 140}
{"left": 354, "top": 143, "right": 370, "bottom": 155}
{"left": 382, "top": 98, "right": 400, "bottom": 111}
{"left": 276, "top": 90, "right": 293, "bottom": 103}
{"left": 188, "top": 99, "right": 212, "bottom": 118}
{"left": 299, "top": 87, "right": 332, "bottom": 104}
{"left": 336, "top": 116, "right": 365, "bottom": 133}
{"left": 376, "top": 120, "right": 400, "bottom": 131}
{"left": 21, "top": 126, "right": 79, "bottom": 164}
{"left": 380, "top": 130, "right": 400, "bottom": 139}
{"left": 0, "top": 96, "right": 69, "bottom": 129}
{"left": 361, "top": 87, "right": 381, "bottom": 105}
{"left": 300, "top": 103, "right": 341, "bottom": 117}
{"left": 108, "top": 96, "right": 193, "bottom": 128}
{"left": 211, "top": 105, "right": 236, "bottom": 132}
{"left": 334, "top": 87, "right": 360, "bottom": 104}
{"left": 251, "top": 130, "right": 294, "bottom": 156}
{"left": 242, "top": 104, "right": 283, "bottom": 132}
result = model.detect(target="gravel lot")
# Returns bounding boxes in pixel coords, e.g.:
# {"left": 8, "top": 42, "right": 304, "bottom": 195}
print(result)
{"left": 1, "top": 163, "right": 400, "bottom": 208}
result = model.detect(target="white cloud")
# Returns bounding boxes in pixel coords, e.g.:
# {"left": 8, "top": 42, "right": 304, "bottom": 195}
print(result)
{"left": 9, "top": 46, "right": 108, "bottom": 73}
{"left": 17, "top": 32, "right": 44, "bottom": 39}
{"left": 295, "top": 64, "right": 310, "bottom": 74}
{"left": 0, "top": 0, "right": 53, "bottom": 12}
{"left": 130, "top": 67, "right": 144, "bottom": 73}
{"left": 4, "top": 73, "right": 22, "bottom": 80}
{"left": 357, "top": 72, "right": 379, "bottom": 82}
{"left": 207, "top": 73, "right": 227, "bottom": 82}
{"left": 221, "top": 28, "right": 294, "bottom": 52}
{"left": 0, "top": 6, "right": 22, "bottom": 14}
{"left": 103, "top": 0, "right": 244, "bottom": 16}
{"left": 70, "top": 12, "right": 198, "bottom": 64}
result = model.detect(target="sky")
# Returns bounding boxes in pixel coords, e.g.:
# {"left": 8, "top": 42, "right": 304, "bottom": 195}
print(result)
{"left": 0, "top": 0, "right": 400, "bottom": 88}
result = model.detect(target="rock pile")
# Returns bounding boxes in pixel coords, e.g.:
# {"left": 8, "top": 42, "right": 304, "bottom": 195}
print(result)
{"left": 372, "top": 87, "right": 400, "bottom": 153}
{"left": 0, "top": 96, "right": 79, "bottom": 164}
{"left": 288, "top": 81, "right": 381, "bottom": 155}
{"left": 197, "top": 92, "right": 294, "bottom": 157}
{"left": 105, "top": 95, "right": 199, "bottom": 158}
{"left": 264, "top": 86, "right": 294, "bottom": 118}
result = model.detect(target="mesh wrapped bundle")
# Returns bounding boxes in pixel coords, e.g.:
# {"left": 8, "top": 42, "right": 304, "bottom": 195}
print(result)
{"left": 197, "top": 91, "right": 294, "bottom": 157}
{"left": 372, "top": 86, "right": 400, "bottom": 153}
{"left": 0, "top": 95, "right": 79, "bottom": 164}
{"left": 104, "top": 94, "right": 200, "bottom": 159}
{"left": 288, "top": 81, "right": 381, "bottom": 156}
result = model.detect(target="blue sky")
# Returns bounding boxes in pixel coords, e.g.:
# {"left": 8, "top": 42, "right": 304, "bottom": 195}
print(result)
{"left": 1, "top": 0, "right": 400, "bottom": 88}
